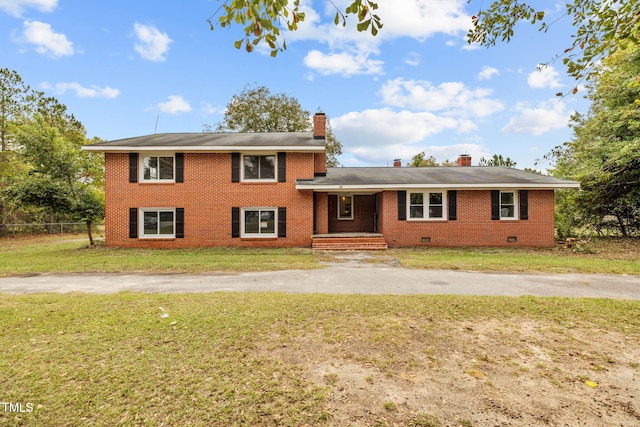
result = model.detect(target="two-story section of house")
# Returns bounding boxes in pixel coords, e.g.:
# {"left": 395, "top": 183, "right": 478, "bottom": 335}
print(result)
{"left": 83, "top": 113, "right": 329, "bottom": 248}
{"left": 84, "top": 112, "right": 580, "bottom": 249}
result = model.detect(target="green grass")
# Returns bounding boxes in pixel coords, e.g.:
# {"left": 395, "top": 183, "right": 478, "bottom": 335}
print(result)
{"left": 0, "top": 235, "right": 638, "bottom": 276}
{"left": 387, "top": 244, "right": 640, "bottom": 275}
{"left": 1, "top": 292, "right": 638, "bottom": 426}
{"left": 0, "top": 236, "right": 320, "bottom": 276}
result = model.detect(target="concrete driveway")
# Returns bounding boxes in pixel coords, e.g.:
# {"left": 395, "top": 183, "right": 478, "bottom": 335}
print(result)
{"left": 1, "top": 254, "right": 639, "bottom": 299}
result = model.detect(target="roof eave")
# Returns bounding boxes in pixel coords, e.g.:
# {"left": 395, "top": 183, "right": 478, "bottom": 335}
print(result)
{"left": 295, "top": 182, "right": 581, "bottom": 191}
{"left": 82, "top": 145, "right": 326, "bottom": 153}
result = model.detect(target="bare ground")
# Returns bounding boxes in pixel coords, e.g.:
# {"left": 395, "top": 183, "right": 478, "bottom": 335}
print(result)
{"left": 267, "top": 317, "right": 639, "bottom": 427}
{"left": 263, "top": 249, "right": 640, "bottom": 427}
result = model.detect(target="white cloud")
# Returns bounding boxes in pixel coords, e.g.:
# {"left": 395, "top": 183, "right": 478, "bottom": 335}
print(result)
{"left": 528, "top": 65, "right": 563, "bottom": 89}
{"left": 43, "top": 82, "right": 120, "bottom": 99}
{"left": 0, "top": 0, "right": 56, "bottom": 17}
{"left": 375, "top": 0, "right": 470, "bottom": 39}
{"left": 15, "top": 20, "right": 73, "bottom": 58}
{"left": 332, "top": 108, "right": 473, "bottom": 151}
{"left": 201, "top": 102, "right": 221, "bottom": 115}
{"left": 303, "top": 49, "right": 383, "bottom": 76}
{"left": 295, "top": 0, "right": 471, "bottom": 76}
{"left": 157, "top": 95, "right": 191, "bottom": 114}
{"left": 404, "top": 52, "right": 421, "bottom": 66}
{"left": 133, "top": 23, "right": 172, "bottom": 62}
{"left": 379, "top": 78, "right": 504, "bottom": 118}
{"left": 501, "top": 99, "right": 571, "bottom": 136}
{"left": 478, "top": 66, "right": 499, "bottom": 81}
{"left": 331, "top": 108, "right": 478, "bottom": 166}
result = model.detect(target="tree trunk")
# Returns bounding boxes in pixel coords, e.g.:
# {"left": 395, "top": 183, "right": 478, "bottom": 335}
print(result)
{"left": 47, "top": 212, "right": 55, "bottom": 234}
{"left": 616, "top": 213, "right": 628, "bottom": 237}
{"left": 85, "top": 220, "right": 94, "bottom": 246}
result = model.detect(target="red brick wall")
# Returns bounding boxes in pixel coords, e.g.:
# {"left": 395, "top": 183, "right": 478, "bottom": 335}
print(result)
{"left": 314, "top": 152, "right": 327, "bottom": 175}
{"left": 105, "top": 152, "right": 315, "bottom": 248}
{"left": 315, "top": 192, "right": 329, "bottom": 234}
{"left": 380, "top": 190, "right": 556, "bottom": 247}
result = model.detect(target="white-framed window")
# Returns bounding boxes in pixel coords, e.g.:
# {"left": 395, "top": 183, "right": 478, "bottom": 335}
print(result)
{"left": 338, "top": 195, "right": 353, "bottom": 220}
{"left": 408, "top": 191, "right": 446, "bottom": 220}
{"left": 500, "top": 191, "right": 517, "bottom": 219}
{"left": 141, "top": 208, "right": 175, "bottom": 238}
{"left": 242, "top": 154, "right": 276, "bottom": 181}
{"left": 242, "top": 208, "right": 277, "bottom": 237}
{"left": 141, "top": 154, "right": 174, "bottom": 182}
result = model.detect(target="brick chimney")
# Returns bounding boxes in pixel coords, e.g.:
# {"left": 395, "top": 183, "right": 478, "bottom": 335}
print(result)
{"left": 393, "top": 159, "right": 402, "bottom": 167}
{"left": 313, "top": 112, "right": 326, "bottom": 139}
{"left": 457, "top": 154, "right": 472, "bottom": 167}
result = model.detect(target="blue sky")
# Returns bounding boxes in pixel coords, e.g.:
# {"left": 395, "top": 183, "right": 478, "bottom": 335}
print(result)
{"left": 1, "top": 0, "right": 590, "bottom": 169}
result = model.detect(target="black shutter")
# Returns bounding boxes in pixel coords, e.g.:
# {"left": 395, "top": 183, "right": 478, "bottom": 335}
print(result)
{"left": 278, "top": 207, "right": 287, "bottom": 237}
{"left": 129, "top": 153, "right": 138, "bottom": 183}
{"left": 448, "top": 190, "right": 457, "bottom": 221}
{"left": 175, "top": 208, "right": 184, "bottom": 238}
{"left": 491, "top": 190, "right": 500, "bottom": 220}
{"left": 175, "top": 153, "right": 184, "bottom": 183}
{"left": 398, "top": 190, "right": 407, "bottom": 221}
{"left": 519, "top": 190, "right": 529, "bottom": 220}
{"left": 231, "top": 207, "right": 240, "bottom": 238}
{"left": 231, "top": 153, "right": 240, "bottom": 182}
{"left": 277, "top": 152, "right": 286, "bottom": 183}
{"left": 129, "top": 208, "right": 138, "bottom": 238}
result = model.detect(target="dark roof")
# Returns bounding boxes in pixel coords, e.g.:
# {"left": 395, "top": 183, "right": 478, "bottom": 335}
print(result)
{"left": 83, "top": 132, "right": 325, "bottom": 151}
{"left": 296, "top": 167, "right": 579, "bottom": 189}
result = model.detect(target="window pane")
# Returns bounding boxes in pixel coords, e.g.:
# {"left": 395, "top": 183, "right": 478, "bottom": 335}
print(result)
{"left": 501, "top": 192, "right": 514, "bottom": 205}
{"left": 260, "top": 210, "right": 275, "bottom": 234}
{"left": 158, "top": 211, "right": 174, "bottom": 235}
{"left": 429, "top": 192, "right": 443, "bottom": 205}
{"left": 410, "top": 193, "right": 423, "bottom": 205}
{"left": 243, "top": 156, "right": 259, "bottom": 180}
{"left": 260, "top": 156, "right": 275, "bottom": 179}
{"left": 244, "top": 210, "right": 259, "bottom": 234}
{"left": 143, "top": 157, "right": 157, "bottom": 180}
{"left": 501, "top": 206, "right": 515, "bottom": 218}
{"left": 338, "top": 196, "right": 352, "bottom": 219}
{"left": 429, "top": 206, "right": 443, "bottom": 218}
{"left": 143, "top": 211, "right": 158, "bottom": 234}
{"left": 159, "top": 157, "right": 174, "bottom": 180}
{"left": 410, "top": 206, "right": 424, "bottom": 218}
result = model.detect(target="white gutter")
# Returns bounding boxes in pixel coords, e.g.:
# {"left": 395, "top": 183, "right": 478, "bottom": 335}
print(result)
{"left": 295, "top": 182, "right": 581, "bottom": 190}
{"left": 82, "top": 145, "right": 325, "bottom": 152}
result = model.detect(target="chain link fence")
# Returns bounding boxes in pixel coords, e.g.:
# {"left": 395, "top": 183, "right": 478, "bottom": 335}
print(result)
{"left": 0, "top": 223, "right": 92, "bottom": 237}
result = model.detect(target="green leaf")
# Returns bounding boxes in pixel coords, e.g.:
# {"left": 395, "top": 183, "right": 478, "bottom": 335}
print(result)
{"left": 334, "top": 12, "right": 340, "bottom": 25}
{"left": 234, "top": 39, "right": 243, "bottom": 49}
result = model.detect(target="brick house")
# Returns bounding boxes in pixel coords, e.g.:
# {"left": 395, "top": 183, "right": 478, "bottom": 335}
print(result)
{"left": 83, "top": 113, "right": 579, "bottom": 249}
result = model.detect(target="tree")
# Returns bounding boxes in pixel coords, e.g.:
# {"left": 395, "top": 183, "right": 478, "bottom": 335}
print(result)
{"left": 0, "top": 69, "right": 32, "bottom": 229}
{"left": 205, "top": 84, "right": 343, "bottom": 166}
{"left": 550, "top": 38, "right": 640, "bottom": 237}
{"left": 408, "top": 152, "right": 456, "bottom": 167}
{"left": 211, "top": 84, "right": 310, "bottom": 133}
{"left": 208, "top": 0, "right": 639, "bottom": 86}
{"left": 478, "top": 154, "right": 517, "bottom": 167}
{"left": 13, "top": 115, "right": 104, "bottom": 244}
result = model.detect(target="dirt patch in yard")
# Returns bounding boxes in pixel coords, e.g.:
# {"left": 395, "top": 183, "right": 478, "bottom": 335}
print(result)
{"left": 265, "top": 317, "right": 640, "bottom": 426}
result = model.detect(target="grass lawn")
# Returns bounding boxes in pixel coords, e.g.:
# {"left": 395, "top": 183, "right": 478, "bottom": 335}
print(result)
{"left": 1, "top": 292, "right": 639, "bottom": 426}
{"left": 1, "top": 235, "right": 639, "bottom": 425}
{"left": 1, "top": 234, "right": 638, "bottom": 276}
{"left": 0, "top": 235, "right": 321, "bottom": 276}
{"left": 388, "top": 239, "right": 640, "bottom": 275}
